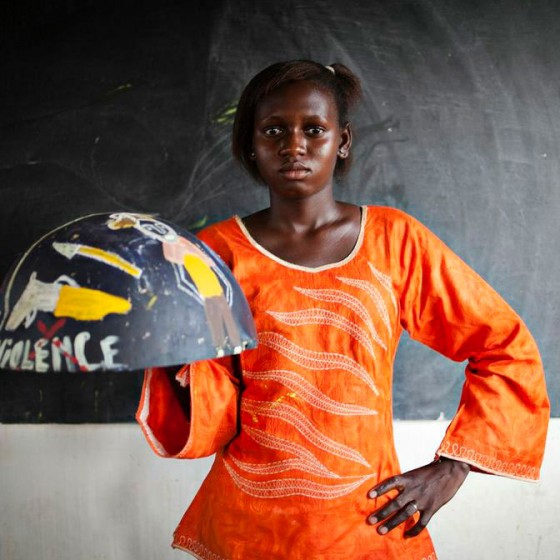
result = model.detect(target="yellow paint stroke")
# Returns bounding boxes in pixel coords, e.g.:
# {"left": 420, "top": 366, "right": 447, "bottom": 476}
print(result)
{"left": 54, "top": 285, "right": 131, "bottom": 321}
{"left": 146, "top": 295, "right": 158, "bottom": 310}
{"left": 183, "top": 255, "right": 223, "bottom": 298}
{"left": 53, "top": 242, "right": 142, "bottom": 278}
{"left": 79, "top": 246, "right": 142, "bottom": 278}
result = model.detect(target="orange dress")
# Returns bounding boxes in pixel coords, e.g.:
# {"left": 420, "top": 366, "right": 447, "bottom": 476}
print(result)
{"left": 137, "top": 206, "right": 549, "bottom": 560}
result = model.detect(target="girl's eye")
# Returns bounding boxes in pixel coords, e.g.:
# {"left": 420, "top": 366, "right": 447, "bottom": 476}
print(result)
{"left": 306, "top": 126, "right": 325, "bottom": 136}
{"left": 263, "top": 127, "right": 283, "bottom": 137}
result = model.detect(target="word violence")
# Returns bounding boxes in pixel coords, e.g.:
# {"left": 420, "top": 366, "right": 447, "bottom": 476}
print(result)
{"left": 0, "top": 333, "right": 124, "bottom": 372}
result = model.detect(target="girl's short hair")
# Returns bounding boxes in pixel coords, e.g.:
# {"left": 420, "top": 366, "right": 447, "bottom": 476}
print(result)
{"left": 232, "top": 60, "right": 362, "bottom": 183}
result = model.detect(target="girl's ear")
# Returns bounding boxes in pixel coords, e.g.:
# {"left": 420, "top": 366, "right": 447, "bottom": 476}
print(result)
{"left": 337, "top": 122, "right": 352, "bottom": 159}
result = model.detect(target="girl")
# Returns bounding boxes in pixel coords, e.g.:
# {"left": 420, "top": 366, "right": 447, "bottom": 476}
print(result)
{"left": 137, "top": 61, "right": 549, "bottom": 559}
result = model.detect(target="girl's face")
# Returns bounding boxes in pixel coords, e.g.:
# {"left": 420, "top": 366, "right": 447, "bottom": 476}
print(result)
{"left": 252, "top": 80, "right": 351, "bottom": 199}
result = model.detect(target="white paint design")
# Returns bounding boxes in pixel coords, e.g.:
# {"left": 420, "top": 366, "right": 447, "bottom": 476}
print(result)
{"left": 267, "top": 308, "right": 376, "bottom": 359}
{"left": 99, "top": 335, "right": 122, "bottom": 369}
{"left": 244, "top": 425, "right": 337, "bottom": 478}
{"left": 0, "top": 332, "right": 124, "bottom": 372}
{"left": 293, "top": 287, "right": 384, "bottom": 352}
{"left": 259, "top": 331, "right": 379, "bottom": 395}
{"left": 224, "top": 460, "right": 373, "bottom": 500}
{"left": 107, "top": 212, "right": 233, "bottom": 305}
{"left": 5, "top": 272, "right": 62, "bottom": 331}
{"left": 51, "top": 336, "right": 76, "bottom": 371}
{"left": 52, "top": 242, "right": 143, "bottom": 279}
{"left": 368, "top": 262, "right": 398, "bottom": 313}
{"left": 242, "top": 399, "right": 370, "bottom": 467}
{"left": 244, "top": 369, "right": 377, "bottom": 416}
{"left": 337, "top": 277, "right": 392, "bottom": 338}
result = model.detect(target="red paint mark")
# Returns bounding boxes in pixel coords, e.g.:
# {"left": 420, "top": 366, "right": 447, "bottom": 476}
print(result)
{"left": 31, "top": 318, "right": 89, "bottom": 372}
{"left": 37, "top": 318, "right": 66, "bottom": 340}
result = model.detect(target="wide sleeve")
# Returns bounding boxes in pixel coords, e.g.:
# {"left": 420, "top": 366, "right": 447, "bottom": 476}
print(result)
{"left": 136, "top": 220, "right": 241, "bottom": 459}
{"left": 136, "top": 358, "right": 240, "bottom": 458}
{"left": 391, "top": 210, "right": 549, "bottom": 481}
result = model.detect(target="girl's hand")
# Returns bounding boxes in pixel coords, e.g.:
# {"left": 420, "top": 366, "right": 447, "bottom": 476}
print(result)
{"left": 367, "top": 457, "right": 470, "bottom": 537}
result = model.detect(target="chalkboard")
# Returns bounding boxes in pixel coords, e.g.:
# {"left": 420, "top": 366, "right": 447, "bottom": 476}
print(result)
{"left": 1, "top": 0, "right": 558, "bottom": 422}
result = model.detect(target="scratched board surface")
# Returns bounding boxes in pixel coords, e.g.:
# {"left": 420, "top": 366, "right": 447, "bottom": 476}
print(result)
{"left": 0, "top": 0, "right": 558, "bottom": 422}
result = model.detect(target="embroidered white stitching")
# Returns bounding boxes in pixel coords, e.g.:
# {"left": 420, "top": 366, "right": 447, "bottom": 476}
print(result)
{"left": 337, "top": 276, "right": 392, "bottom": 338}
{"left": 242, "top": 399, "right": 371, "bottom": 467}
{"left": 229, "top": 453, "right": 339, "bottom": 478}
{"left": 267, "top": 308, "right": 376, "bottom": 359}
{"left": 175, "top": 536, "right": 227, "bottom": 560}
{"left": 293, "top": 286, "right": 383, "bottom": 351}
{"left": 438, "top": 441, "right": 539, "bottom": 480}
{"left": 259, "top": 331, "right": 379, "bottom": 395}
{"left": 368, "top": 262, "right": 398, "bottom": 312}
{"left": 244, "top": 425, "right": 338, "bottom": 477}
{"left": 224, "top": 460, "right": 373, "bottom": 499}
{"left": 244, "top": 370, "right": 378, "bottom": 416}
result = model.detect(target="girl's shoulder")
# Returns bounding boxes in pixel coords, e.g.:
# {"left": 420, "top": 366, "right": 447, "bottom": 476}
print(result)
{"left": 197, "top": 215, "right": 238, "bottom": 241}
{"left": 364, "top": 205, "right": 425, "bottom": 232}
{"left": 196, "top": 216, "right": 242, "bottom": 265}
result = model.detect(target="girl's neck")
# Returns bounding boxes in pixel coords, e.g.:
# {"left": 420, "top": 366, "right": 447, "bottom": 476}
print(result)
{"left": 267, "top": 189, "right": 342, "bottom": 233}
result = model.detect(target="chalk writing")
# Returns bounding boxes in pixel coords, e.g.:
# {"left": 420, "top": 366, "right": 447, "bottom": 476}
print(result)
{"left": 0, "top": 333, "right": 124, "bottom": 372}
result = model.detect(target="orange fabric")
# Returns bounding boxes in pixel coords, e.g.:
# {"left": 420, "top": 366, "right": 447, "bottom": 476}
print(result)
{"left": 136, "top": 206, "right": 549, "bottom": 560}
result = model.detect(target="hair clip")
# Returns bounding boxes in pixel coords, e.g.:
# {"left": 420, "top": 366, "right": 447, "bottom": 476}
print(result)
{"left": 325, "top": 65, "right": 335, "bottom": 74}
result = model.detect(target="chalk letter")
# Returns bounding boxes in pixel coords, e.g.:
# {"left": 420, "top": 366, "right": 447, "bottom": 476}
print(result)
{"left": 9, "top": 341, "right": 24, "bottom": 369}
{"left": 0, "top": 339, "right": 13, "bottom": 368}
{"left": 21, "top": 340, "right": 34, "bottom": 370}
{"left": 74, "top": 332, "right": 101, "bottom": 371}
{"left": 34, "top": 339, "right": 49, "bottom": 373}
{"left": 100, "top": 335, "right": 125, "bottom": 369}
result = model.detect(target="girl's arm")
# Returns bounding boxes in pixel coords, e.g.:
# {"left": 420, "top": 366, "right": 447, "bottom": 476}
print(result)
{"left": 136, "top": 357, "right": 240, "bottom": 458}
{"left": 368, "top": 209, "right": 549, "bottom": 536}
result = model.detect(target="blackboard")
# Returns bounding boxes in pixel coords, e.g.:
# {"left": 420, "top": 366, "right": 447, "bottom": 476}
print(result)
{"left": 1, "top": 0, "right": 558, "bottom": 422}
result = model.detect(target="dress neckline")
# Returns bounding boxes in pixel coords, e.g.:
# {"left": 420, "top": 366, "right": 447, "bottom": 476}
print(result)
{"left": 233, "top": 206, "right": 368, "bottom": 273}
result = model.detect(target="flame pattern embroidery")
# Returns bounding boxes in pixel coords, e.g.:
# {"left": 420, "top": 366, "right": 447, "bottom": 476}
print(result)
{"left": 267, "top": 308, "right": 376, "bottom": 359}
{"left": 337, "top": 277, "right": 392, "bottom": 338}
{"left": 224, "top": 459, "right": 374, "bottom": 500}
{"left": 243, "top": 369, "right": 377, "bottom": 417}
{"left": 242, "top": 399, "right": 371, "bottom": 467}
{"left": 244, "top": 425, "right": 338, "bottom": 478}
{"left": 229, "top": 454, "right": 336, "bottom": 478}
{"left": 259, "top": 331, "right": 379, "bottom": 395}
{"left": 368, "top": 262, "right": 398, "bottom": 313}
{"left": 293, "top": 286, "right": 384, "bottom": 351}
{"left": 225, "top": 271, "right": 398, "bottom": 500}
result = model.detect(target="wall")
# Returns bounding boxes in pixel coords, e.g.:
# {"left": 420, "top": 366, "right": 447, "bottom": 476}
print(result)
{"left": 1, "top": 0, "right": 559, "bottom": 422}
{"left": 1, "top": 420, "right": 558, "bottom": 560}
{"left": 1, "top": 2, "right": 557, "bottom": 557}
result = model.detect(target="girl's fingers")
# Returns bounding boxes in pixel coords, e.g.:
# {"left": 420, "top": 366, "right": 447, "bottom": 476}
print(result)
{"left": 367, "top": 496, "right": 403, "bottom": 524}
{"left": 404, "top": 512, "right": 431, "bottom": 538}
{"left": 368, "top": 475, "right": 402, "bottom": 498}
{"left": 376, "top": 501, "right": 420, "bottom": 535}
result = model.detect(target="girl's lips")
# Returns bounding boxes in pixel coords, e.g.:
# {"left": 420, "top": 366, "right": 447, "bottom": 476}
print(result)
{"left": 280, "top": 168, "right": 310, "bottom": 180}
{"left": 279, "top": 163, "right": 310, "bottom": 180}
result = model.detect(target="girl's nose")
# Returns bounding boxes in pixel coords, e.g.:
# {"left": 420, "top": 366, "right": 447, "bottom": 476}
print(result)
{"left": 279, "top": 130, "right": 306, "bottom": 156}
